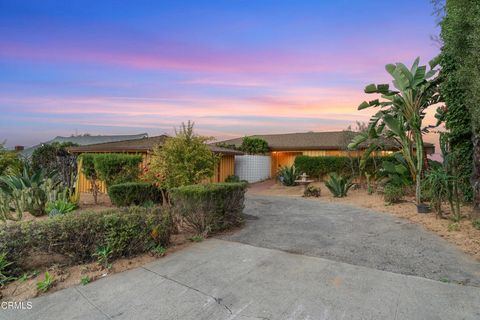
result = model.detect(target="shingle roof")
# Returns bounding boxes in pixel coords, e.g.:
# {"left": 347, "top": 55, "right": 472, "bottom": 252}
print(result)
{"left": 217, "top": 131, "right": 435, "bottom": 153}
{"left": 68, "top": 135, "right": 243, "bottom": 155}
{"left": 21, "top": 133, "right": 148, "bottom": 158}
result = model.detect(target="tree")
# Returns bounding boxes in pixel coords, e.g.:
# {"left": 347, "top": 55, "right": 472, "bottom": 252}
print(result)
{"left": 239, "top": 137, "right": 269, "bottom": 154}
{"left": 349, "top": 57, "right": 442, "bottom": 206}
{"left": 80, "top": 154, "right": 99, "bottom": 204}
{"left": 0, "top": 142, "right": 22, "bottom": 176}
{"left": 439, "top": 0, "right": 480, "bottom": 216}
{"left": 148, "top": 121, "right": 219, "bottom": 198}
{"left": 31, "top": 142, "right": 78, "bottom": 189}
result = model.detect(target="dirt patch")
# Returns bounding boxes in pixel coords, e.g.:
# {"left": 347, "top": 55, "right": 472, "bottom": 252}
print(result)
{"left": 249, "top": 180, "right": 480, "bottom": 261}
{"left": 0, "top": 231, "right": 196, "bottom": 302}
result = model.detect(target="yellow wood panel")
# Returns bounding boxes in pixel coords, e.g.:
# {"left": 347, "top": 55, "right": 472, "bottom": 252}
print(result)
{"left": 211, "top": 155, "right": 235, "bottom": 183}
{"left": 270, "top": 149, "right": 389, "bottom": 176}
{"left": 77, "top": 152, "right": 147, "bottom": 194}
{"left": 271, "top": 151, "right": 302, "bottom": 176}
{"left": 78, "top": 152, "right": 235, "bottom": 193}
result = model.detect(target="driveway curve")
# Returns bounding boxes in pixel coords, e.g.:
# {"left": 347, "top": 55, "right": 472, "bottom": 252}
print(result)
{"left": 219, "top": 195, "right": 480, "bottom": 286}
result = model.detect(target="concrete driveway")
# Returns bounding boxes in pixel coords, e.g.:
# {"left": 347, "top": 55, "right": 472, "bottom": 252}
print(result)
{"left": 4, "top": 195, "right": 480, "bottom": 320}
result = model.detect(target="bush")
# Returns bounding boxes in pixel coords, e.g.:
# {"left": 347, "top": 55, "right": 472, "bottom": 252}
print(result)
{"left": 239, "top": 137, "right": 269, "bottom": 154}
{"left": 171, "top": 182, "right": 247, "bottom": 235}
{"left": 93, "top": 154, "right": 143, "bottom": 186}
{"left": 294, "top": 155, "right": 392, "bottom": 179}
{"left": 278, "top": 166, "right": 297, "bottom": 186}
{"left": 325, "top": 173, "right": 353, "bottom": 197}
{"left": 108, "top": 182, "right": 164, "bottom": 207}
{"left": 0, "top": 207, "right": 172, "bottom": 275}
{"left": 383, "top": 183, "right": 404, "bottom": 204}
{"left": 303, "top": 185, "right": 321, "bottom": 197}
{"left": 225, "top": 175, "right": 240, "bottom": 183}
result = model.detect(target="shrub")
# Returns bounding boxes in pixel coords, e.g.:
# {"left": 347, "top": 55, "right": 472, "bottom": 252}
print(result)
{"left": 325, "top": 173, "right": 353, "bottom": 197}
{"left": 147, "top": 122, "right": 218, "bottom": 189}
{"left": 225, "top": 175, "right": 240, "bottom": 183}
{"left": 303, "top": 185, "right": 321, "bottom": 197}
{"left": 239, "top": 137, "right": 269, "bottom": 154}
{"left": 108, "top": 182, "right": 163, "bottom": 207}
{"left": 0, "top": 143, "right": 22, "bottom": 176}
{"left": 278, "top": 166, "right": 297, "bottom": 186}
{"left": 294, "top": 155, "right": 392, "bottom": 179}
{"left": 423, "top": 167, "right": 451, "bottom": 216}
{"left": 383, "top": 183, "right": 404, "bottom": 204}
{"left": 93, "top": 154, "right": 143, "bottom": 186}
{"left": 171, "top": 182, "right": 247, "bottom": 235}
{"left": 0, "top": 206, "right": 172, "bottom": 275}
{"left": 473, "top": 219, "right": 480, "bottom": 230}
{"left": 0, "top": 252, "right": 14, "bottom": 287}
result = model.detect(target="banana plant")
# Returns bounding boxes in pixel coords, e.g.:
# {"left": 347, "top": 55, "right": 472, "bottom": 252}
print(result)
{"left": 348, "top": 57, "right": 443, "bottom": 205}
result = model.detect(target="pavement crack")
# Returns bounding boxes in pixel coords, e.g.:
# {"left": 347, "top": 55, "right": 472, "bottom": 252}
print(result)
{"left": 74, "top": 287, "right": 112, "bottom": 319}
{"left": 141, "top": 266, "right": 233, "bottom": 314}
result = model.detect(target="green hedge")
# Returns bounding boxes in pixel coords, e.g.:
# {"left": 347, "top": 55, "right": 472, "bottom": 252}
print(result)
{"left": 108, "top": 182, "right": 164, "bottom": 207}
{"left": 0, "top": 207, "right": 172, "bottom": 275}
{"left": 294, "top": 155, "right": 392, "bottom": 178}
{"left": 171, "top": 182, "right": 247, "bottom": 235}
{"left": 93, "top": 154, "right": 143, "bottom": 186}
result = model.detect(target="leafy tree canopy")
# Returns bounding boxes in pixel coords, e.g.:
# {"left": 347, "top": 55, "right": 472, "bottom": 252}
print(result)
{"left": 147, "top": 121, "right": 219, "bottom": 189}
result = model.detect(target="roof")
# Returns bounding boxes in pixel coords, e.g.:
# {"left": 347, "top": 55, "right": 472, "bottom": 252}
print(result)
{"left": 216, "top": 131, "right": 435, "bottom": 153}
{"left": 21, "top": 133, "right": 148, "bottom": 158}
{"left": 68, "top": 135, "right": 243, "bottom": 155}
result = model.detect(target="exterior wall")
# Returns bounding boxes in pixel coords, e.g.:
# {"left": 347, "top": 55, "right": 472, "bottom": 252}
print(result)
{"left": 270, "top": 149, "right": 393, "bottom": 176}
{"left": 235, "top": 155, "right": 271, "bottom": 183}
{"left": 271, "top": 151, "right": 302, "bottom": 176}
{"left": 213, "top": 154, "right": 235, "bottom": 183}
{"left": 77, "top": 152, "right": 234, "bottom": 193}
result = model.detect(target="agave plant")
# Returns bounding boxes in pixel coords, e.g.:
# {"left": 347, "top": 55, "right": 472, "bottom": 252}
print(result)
{"left": 278, "top": 166, "right": 297, "bottom": 186}
{"left": 325, "top": 173, "right": 353, "bottom": 198}
{"left": 348, "top": 57, "right": 443, "bottom": 205}
{"left": 0, "top": 164, "right": 59, "bottom": 217}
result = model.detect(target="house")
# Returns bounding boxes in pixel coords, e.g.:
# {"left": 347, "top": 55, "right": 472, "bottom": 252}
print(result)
{"left": 68, "top": 135, "right": 243, "bottom": 194}
{"left": 21, "top": 133, "right": 149, "bottom": 158}
{"left": 217, "top": 131, "right": 435, "bottom": 177}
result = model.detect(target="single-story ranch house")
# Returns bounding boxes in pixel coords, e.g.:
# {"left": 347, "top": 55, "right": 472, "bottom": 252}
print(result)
{"left": 68, "top": 135, "right": 243, "bottom": 193}
{"left": 217, "top": 131, "right": 435, "bottom": 177}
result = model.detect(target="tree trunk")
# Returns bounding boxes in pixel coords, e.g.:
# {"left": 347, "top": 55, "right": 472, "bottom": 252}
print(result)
{"left": 472, "top": 132, "right": 480, "bottom": 218}
{"left": 415, "top": 131, "right": 424, "bottom": 206}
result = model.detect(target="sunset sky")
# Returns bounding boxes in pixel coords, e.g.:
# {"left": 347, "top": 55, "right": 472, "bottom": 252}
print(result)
{"left": 0, "top": 0, "right": 440, "bottom": 148}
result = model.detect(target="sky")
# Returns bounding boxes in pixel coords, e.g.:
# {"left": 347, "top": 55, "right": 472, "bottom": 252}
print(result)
{"left": 0, "top": 0, "right": 441, "bottom": 148}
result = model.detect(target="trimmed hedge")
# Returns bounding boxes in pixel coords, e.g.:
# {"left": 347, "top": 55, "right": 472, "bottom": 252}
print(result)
{"left": 108, "top": 182, "right": 164, "bottom": 207}
{"left": 294, "top": 155, "right": 392, "bottom": 179}
{"left": 0, "top": 207, "right": 172, "bottom": 275}
{"left": 171, "top": 182, "right": 247, "bottom": 235}
{"left": 93, "top": 154, "right": 143, "bottom": 186}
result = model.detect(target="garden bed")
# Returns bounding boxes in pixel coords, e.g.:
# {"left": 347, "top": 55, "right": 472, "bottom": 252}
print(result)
{"left": 0, "top": 232, "right": 195, "bottom": 302}
{"left": 249, "top": 180, "right": 480, "bottom": 261}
